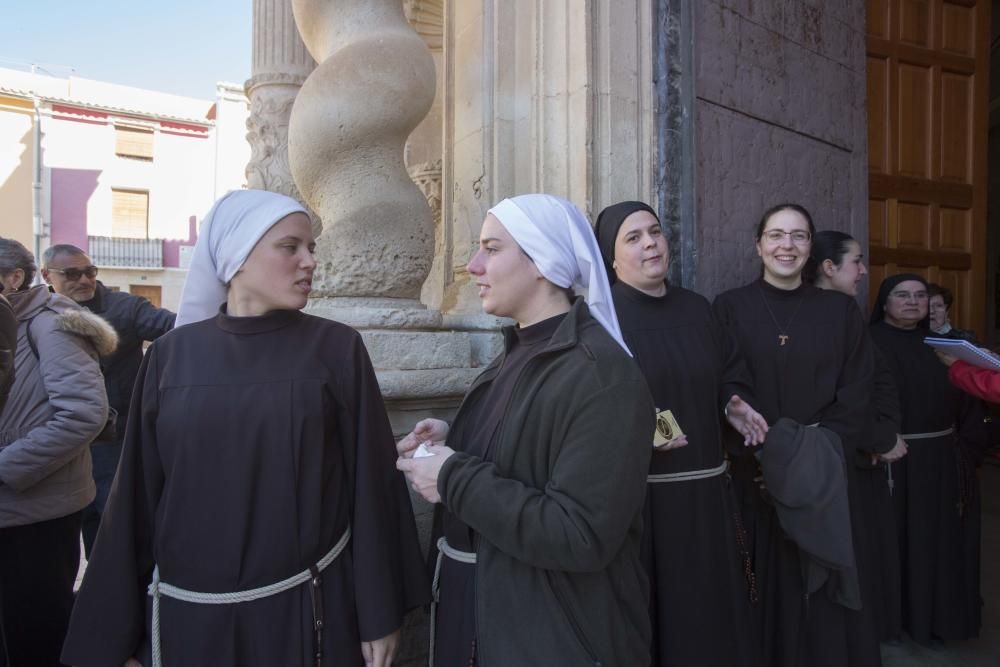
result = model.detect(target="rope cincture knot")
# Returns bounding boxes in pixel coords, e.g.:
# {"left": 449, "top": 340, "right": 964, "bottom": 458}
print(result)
{"left": 429, "top": 537, "right": 477, "bottom": 667}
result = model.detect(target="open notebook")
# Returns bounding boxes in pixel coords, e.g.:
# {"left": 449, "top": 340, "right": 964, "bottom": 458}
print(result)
{"left": 924, "top": 337, "right": 1000, "bottom": 371}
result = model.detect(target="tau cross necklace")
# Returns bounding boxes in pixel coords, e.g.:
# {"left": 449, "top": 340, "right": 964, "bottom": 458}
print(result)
{"left": 757, "top": 285, "right": 805, "bottom": 346}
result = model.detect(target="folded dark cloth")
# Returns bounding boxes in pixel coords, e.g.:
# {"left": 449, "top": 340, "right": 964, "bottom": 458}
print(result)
{"left": 757, "top": 417, "right": 861, "bottom": 610}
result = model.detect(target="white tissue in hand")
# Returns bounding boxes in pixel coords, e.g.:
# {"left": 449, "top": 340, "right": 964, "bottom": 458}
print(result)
{"left": 413, "top": 442, "right": 435, "bottom": 458}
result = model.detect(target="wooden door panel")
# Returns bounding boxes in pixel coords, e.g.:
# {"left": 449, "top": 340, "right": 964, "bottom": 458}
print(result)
{"left": 869, "top": 264, "right": 889, "bottom": 305}
{"left": 900, "top": 0, "right": 933, "bottom": 48}
{"left": 869, "top": 57, "right": 891, "bottom": 173}
{"left": 940, "top": 72, "right": 973, "bottom": 182}
{"left": 897, "top": 201, "right": 933, "bottom": 249}
{"left": 867, "top": 0, "right": 989, "bottom": 335}
{"left": 870, "top": 199, "right": 889, "bottom": 245}
{"left": 897, "top": 63, "right": 934, "bottom": 178}
{"left": 941, "top": 3, "right": 975, "bottom": 56}
{"left": 938, "top": 268, "right": 971, "bottom": 324}
{"left": 939, "top": 206, "right": 972, "bottom": 251}
{"left": 869, "top": 0, "right": 892, "bottom": 39}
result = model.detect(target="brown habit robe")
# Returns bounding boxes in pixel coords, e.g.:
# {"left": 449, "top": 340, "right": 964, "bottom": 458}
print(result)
{"left": 62, "top": 308, "right": 429, "bottom": 666}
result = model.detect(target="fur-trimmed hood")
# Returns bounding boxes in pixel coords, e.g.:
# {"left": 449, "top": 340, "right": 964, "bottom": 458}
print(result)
{"left": 8, "top": 284, "right": 118, "bottom": 357}
{"left": 54, "top": 309, "right": 118, "bottom": 357}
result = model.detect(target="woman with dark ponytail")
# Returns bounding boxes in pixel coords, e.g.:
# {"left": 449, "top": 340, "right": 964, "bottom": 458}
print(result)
{"left": 809, "top": 230, "right": 906, "bottom": 642}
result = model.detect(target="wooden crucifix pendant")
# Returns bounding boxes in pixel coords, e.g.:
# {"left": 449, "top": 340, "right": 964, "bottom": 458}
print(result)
{"left": 778, "top": 335, "right": 789, "bottom": 346}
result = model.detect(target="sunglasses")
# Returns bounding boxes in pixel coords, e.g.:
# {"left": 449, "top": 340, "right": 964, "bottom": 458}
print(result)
{"left": 48, "top": 266, "right": 99, "bottom": 281}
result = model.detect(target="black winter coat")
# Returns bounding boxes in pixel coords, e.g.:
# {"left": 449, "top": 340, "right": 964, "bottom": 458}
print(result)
{"left": 78, "top": 282, "right": 175, "bottom": 426}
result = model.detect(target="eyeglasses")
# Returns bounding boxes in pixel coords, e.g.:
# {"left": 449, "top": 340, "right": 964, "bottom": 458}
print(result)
{"left": 48, "top": 266, "right": 99, "bottom": 281}
{"left": 889, "top": 290, "right": 928, "bottom": 301}
{"left": 762, "top": 230, "right": 811, "bottom": 244}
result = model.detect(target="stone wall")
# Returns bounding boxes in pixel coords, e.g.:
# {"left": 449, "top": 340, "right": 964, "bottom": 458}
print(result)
{"left": 691, "top": 0, "right": 869, "bottom": 298}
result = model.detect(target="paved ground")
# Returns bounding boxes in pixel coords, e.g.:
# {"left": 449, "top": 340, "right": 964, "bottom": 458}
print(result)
{"left": 881, "top": 463, "right": 1000, "bottom": 667}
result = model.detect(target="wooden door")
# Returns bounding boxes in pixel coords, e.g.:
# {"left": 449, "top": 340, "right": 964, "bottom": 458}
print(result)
{"left": 866, "top": 0, "right": 991, "bottom": 334}
{"left": 129, "top": 284, "right": 162, "bottom": 308}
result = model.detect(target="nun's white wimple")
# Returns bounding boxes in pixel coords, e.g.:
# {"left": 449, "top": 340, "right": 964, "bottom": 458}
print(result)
{"left": 487, "top": 195, "right": 631, "bottom": 356}
{"left": 175, "top": 189, "right": 308, "bottom": 327}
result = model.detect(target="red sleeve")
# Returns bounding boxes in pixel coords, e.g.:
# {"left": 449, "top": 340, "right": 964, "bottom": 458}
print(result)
{"left": 948, "top": 360, "right": 1000, "bottom": 403}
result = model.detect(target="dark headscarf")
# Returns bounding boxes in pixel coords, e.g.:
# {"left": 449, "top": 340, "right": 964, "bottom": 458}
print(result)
{"left": 870, "top": 273, "right": 930, "bottom": 327}
{"left": 593, "top": 201, "right": 659, "bottom": 282}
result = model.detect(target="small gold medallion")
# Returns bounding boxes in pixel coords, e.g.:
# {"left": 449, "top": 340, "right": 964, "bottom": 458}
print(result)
{"left": 653, "top": 408, "right": 684, "bottom": 448}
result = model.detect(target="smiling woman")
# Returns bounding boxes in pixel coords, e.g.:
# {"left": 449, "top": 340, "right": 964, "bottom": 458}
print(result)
{"left": 712, "top": 203, "right": 882, "bottom": 667}
{"left": 62, "top": 189, "right": 429, "bottom": 667}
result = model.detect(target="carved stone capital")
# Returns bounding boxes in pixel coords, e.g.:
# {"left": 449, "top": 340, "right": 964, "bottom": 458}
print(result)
{"left": 245, "top": 72, "right": 309, "bottom": 95}
{"left": 408, "top": 159, "right": 443, "bottom": 227}
{"left": 245, "top": 86, "right": 308, "bottom": 207}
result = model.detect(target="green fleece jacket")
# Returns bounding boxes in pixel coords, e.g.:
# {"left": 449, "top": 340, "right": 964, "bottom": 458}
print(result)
{"left": 438, "top": 299, "right": 654, "bottom": 666}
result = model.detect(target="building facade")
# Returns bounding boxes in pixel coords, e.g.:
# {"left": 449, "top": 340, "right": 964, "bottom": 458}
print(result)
{"left": 0, "top": 67, "right": 250, "bottom": 309}
{"left": 244, "top": 2, "right": 994, "bottom": 661}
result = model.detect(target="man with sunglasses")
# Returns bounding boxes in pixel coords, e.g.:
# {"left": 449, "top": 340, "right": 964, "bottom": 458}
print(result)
{"left": 42, "top": 244, "right": 175, "bottom": 555}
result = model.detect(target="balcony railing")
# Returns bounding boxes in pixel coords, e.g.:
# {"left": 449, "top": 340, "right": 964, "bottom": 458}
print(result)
{"left": 88, "top": 236, "right": 163, "bottom": 268}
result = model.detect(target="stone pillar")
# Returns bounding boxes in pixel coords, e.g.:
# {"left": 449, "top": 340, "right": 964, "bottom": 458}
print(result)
{"left": 245, "top": 0, "right": 315, "bottom": 205}
{"left": 442, "top": 0, "right": 655, "bottom": 316}
{"left": 286, "top": 0, "right": 481, "bottom": 412}
{"left": 403, "top": 0, "right": 448, "bottom": 310}
{"left": 289, "top": 0, "right": 435, "bottom": 303}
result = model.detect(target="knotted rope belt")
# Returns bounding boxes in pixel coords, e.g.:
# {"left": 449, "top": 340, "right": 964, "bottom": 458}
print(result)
{"left": 147, "top": 525, "right": 351, "bottom": 667}
{"left": 429, "top": 536, "right": 476, "bottom": 667}
{"left": 900, "top": 426, "right": 955, "bottom": 440}
{"left": 885, "top": 428, "right": 954, "bottom": 496}
{"left": 647, "top": 459, "right": 728, "bottom": 483}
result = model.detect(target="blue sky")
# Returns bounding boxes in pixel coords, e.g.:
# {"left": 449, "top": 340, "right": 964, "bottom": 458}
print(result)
{"left": 0, "top": 0, "right": 252, "bottom": 100}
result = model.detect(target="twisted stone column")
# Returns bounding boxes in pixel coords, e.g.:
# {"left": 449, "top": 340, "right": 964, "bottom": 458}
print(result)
{"left": 288, "top": 0, "right": 437, "bottom": 302}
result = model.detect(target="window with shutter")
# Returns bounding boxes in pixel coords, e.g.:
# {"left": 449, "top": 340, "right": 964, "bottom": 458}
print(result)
{"left": 115, "top": 126, "right": 154, "bottom": 160}
{"left": 111, "top": 189, "right": 150, "bottom": 239}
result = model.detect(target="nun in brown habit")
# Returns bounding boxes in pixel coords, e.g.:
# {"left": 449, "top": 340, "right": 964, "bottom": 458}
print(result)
{"left": 594, "top": 200, "right": 765, "bottom": 667}
{"left": 62, "top": 190, "right": 429, "bottom": 667}
{"left": 869, "top": 273, "right": 986, "bottom": 644}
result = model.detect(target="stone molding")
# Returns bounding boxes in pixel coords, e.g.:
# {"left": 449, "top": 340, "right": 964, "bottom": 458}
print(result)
{"left": 590, "top": 0, "right": 656, "bottom": 213}
{"left": 404, "top": 0, "right": 444, "bottom": 51}
{"left": 245, "top": 72, "right": 310, "bottom": 92}
{"left": 246, "top": 0, "right": 315, "bottom": 210}
{"left": 442, "top": 0, "right": 656, "bottom": 312}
